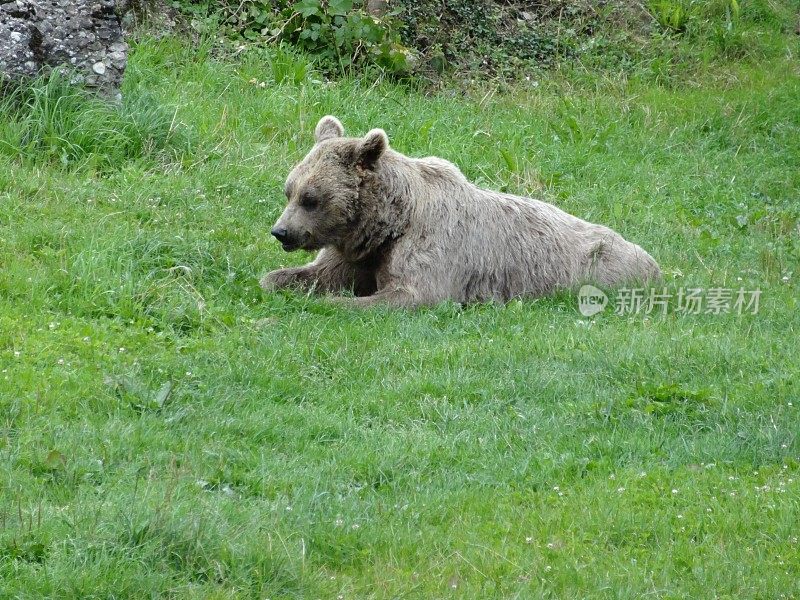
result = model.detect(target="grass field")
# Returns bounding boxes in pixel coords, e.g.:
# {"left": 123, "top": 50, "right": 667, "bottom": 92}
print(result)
{"left": 1, "top": 31, "right": 799, "bottom": 598}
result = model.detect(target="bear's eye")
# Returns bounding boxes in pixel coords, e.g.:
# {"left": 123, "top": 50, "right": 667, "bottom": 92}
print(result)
{"left": 299, "top": 192, "right": 320, "bottom": 210}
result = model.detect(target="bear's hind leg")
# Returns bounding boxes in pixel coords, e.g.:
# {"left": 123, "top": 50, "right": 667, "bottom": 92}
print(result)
{"left": 585, "top": 236, "right": 661, "bottom": 287}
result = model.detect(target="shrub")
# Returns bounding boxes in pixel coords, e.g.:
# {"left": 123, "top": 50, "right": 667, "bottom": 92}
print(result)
{"left": 173, "top": 0, "right": 414, "bottom": 75}
{"left": 169, "top": 0, "right": 800, "bottom": 79}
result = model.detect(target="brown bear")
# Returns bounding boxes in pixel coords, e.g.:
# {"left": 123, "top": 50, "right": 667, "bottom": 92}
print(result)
{"left": 261, "top": 116, "right": 660, "bottom": 307}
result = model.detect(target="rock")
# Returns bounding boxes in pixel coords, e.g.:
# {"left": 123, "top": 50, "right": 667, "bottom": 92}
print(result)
{"left": 0, "top": 0, "right": 130, "bottom": 97}
{"left": 366, "top": 0, "right": 387, "bottom": 17}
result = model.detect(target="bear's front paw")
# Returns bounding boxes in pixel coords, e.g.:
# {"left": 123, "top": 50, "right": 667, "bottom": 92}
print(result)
{"left": 260, "top": 268, "right": 312, "bottom": 292}
{"left": 261, "top": 269, "right": 293, "bottom": 291}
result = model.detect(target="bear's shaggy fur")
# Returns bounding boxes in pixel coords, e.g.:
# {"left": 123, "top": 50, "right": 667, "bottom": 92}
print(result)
{"left": 262, "top": 116, "right": 660, "bottom": 307}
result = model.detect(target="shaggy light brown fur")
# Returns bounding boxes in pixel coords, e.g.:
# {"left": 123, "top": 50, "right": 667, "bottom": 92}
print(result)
{"left": 262, "top": 116, "right": 661, "bottom": 307}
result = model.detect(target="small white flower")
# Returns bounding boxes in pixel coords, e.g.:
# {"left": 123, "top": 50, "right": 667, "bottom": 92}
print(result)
{"left": 672, "top": 489, "right": 679, "bottom": 494}
{"left": 525, "top": 536, "right": 533, "bottom": 544}
{"left": 351, "top": 523, "right": 360, "bottom": 530}
{"left": 118, "top": 347, "right": 126, "bottom": 353}
{"left": 285, "top": 505, "right": 292, "bottom": 511}
{"left": 14, "top": 351, "right": 20, "bottom": 358}
{"left": 617, "top": 487, "right": 625, "bottom": 493}
{"left": 57, "top": 358, "right": 65, "bottom": 365}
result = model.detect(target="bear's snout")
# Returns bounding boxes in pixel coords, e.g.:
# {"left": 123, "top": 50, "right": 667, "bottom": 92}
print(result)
{"left": 271, "top": 226, "right": 289, "bottom": 243}
{"left": 271, "top": 226, "right": 308, "bottom": 252}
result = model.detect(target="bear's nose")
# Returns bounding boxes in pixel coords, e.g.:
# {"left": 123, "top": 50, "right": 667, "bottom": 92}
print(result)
{"left": 271, "top": 227, "right": 289, "bottom": 243}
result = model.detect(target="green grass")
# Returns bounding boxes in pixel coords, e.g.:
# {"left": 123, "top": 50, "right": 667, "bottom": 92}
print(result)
{"left": 1, "top": 31, "right": 799, "bottom": 598}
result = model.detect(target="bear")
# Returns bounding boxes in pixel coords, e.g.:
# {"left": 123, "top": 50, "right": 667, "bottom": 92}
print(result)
{"left": 261, "top": 115, "right": 661, "bottom": 308}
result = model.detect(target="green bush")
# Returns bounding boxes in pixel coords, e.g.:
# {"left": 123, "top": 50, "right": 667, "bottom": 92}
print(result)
{"left": 169, "top": 0, "right": 800, "bottom": 79}
{"left": 174, "top": 0, "right": 414, "bottom": 75}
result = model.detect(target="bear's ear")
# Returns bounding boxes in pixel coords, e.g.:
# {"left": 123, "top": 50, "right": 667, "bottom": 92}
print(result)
{"left": 314, "top": 115, "right": 344, "bottom": 142}
{"left": 356, "top": 128, "right": 388, "bottom": 169}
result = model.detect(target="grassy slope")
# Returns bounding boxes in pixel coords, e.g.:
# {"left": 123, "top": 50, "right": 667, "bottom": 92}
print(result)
{"left": 1, "top": 33, "right": 799, "bottom": 598}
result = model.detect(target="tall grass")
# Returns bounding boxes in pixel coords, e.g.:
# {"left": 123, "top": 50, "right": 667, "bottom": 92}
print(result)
{"left": 0, "top": 73, "right": 195, "bottom": 170}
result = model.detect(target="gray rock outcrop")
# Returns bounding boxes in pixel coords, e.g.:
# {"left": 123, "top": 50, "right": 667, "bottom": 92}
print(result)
{"left": 0, "top": 0, "right": 128, "bottom": 97}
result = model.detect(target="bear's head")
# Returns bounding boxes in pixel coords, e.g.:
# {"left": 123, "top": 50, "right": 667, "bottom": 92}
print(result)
{"left": 270, "top": 116, "right": 388, "bottom": 253}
